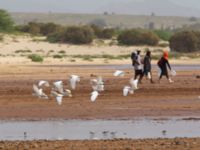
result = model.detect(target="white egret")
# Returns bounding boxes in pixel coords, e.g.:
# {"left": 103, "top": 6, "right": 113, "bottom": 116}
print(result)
{"left": 38, "top": 80, "right": 49, "bottom": 87}
{"left": 123, "top": 86, "right": 134, "bottom": 96}
{"left": 51, "top": 91, "right": 63, "bottom": 105}
{"left": 32, "top": 84, "right": 48, "bottom": 99}
{"left": 113, "top": 70, "right": 125, "bottom": 77}
{"left": 129, "top": 78, "right": 139, "bottom": 90}
{"left": 63, "top": 89, "right": 72, "bottom": 97}
{"left": 69, "top": 75, "right": 80, "bottom": 90}
{"left": 90, "top": 76, "right": 104, "bottom": 92}
{"left": 53, "top": 81, "right": 64, "bottom": 94}
{"left": 53, "top": 81, "right": 72, "bottom": 97}
{"left": 90, "top": 91, "right": 99, "bottom": 102}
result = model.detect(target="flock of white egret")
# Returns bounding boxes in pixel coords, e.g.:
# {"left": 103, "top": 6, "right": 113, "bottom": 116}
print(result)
{"left": 32, "top": 70, "right": 139, "bottom": 105}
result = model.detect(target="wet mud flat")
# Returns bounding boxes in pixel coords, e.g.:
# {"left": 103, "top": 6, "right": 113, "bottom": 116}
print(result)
{"left": 0, "top": 65, "right": 199, "bottom": 120}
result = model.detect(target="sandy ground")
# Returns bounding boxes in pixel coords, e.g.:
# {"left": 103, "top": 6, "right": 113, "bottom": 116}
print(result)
{"left": 0, "top": 34, "right": 199, "bottom": 66}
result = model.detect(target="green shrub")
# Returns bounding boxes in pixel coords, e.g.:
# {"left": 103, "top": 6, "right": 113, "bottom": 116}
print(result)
{"left": 27, "top": 22, "right": 41, "bottom": 35}
{"left": 53, "top": 54, "right": 63, "bottom": 59}
{"left": 47, "top": 32, "right": 63, "bottom": 43}
{"left": 98, "top": 28, "right": 115, "bottom": 39}
{"left": 0, "top": 9, "right": 14, "bottom": 32}
{"left": 169, "top": 31, "right": 200, "bottom": 52}
{"left": 117, "top": 29, "right": 159, "bottom": 46}
{"left": 63, "top": 26, "right": 94, "bottom": 44}
{"left": 154, "top": 30, "right": 172, "bottom": 41}
{"left": 40, "top": 23, "right": 63, "bottom": 36}
{"left": 140, "top": 32, "right": 159, "bottom": 46}
{"left": 28, "top": 54, "right": 44, "bottom": 62}
{"left": 90, "top": 25, "right": 115, "bottom": 39}
{"left": 58, "top": 50, "right": 66, "bottom": 54}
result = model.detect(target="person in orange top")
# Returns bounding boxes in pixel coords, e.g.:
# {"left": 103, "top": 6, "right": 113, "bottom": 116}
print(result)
{"left": 157, "top": 51, "right": 174, "bottom": 83}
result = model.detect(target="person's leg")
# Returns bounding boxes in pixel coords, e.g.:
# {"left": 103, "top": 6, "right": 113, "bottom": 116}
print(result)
{"left": 149, "top": 71, "right": 154, "bottom": 83}
{"left": 134, "top": 70, "right": 138, "bottom": 79}
{"left": 166, "top": 72, "right": 174, "bottom": 83}
{"left": 139, "top": 73, "right": 143, "bottom": 83}
{"left": 158, "top": 71, "right": 163, "bottom": 83}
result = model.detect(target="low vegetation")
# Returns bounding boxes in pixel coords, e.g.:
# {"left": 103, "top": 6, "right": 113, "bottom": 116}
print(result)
{"left": 0, "top": 9, "right": 14, "bottom": 32}
{"left": 28, "top": 54, "right": 44, "bottom": 62}
{"left": 170, "top": 31, "right": 200, "bottom": 52}
{"left": 117, "top": 29, "right": 159, "bottom": 46}
{"left": 153, "top": 30, "right": 173, "bottom": 41}
{"left": 15, "top": 49, "right": 32, "bottom": 53}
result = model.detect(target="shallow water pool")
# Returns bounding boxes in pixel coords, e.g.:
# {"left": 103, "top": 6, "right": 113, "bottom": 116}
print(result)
{"left": 1, "top": 118, "right": 200, "bottom": 141}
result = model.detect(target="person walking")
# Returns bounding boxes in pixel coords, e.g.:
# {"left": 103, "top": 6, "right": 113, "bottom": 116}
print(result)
{"left": 143, "top": 50, "right": 154, "bottom": 83}
{"left": 157, "top": 51, "right": 174, "bottom": 83}
{"left": 132, "top": 50, "right": 143, "bottom": 83}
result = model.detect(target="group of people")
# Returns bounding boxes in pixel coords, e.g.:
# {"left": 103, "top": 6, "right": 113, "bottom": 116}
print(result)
{"left": 131, "top": 50, "right": 174, "bottom": 84}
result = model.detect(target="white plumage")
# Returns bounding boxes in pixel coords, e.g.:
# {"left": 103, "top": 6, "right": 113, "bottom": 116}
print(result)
{"left": 52, "top": 81, "right": 72, "bottom": 97}
{"left": 38, "top": 80, "right": 49, "bottom": 87}
{"left": 51, "top": 91, "right": 63, "bottom": 105}
{"left": 32, "top": 84, "right": 48, "bottom": 99}
{"left": 90, "top": 76, "right": 104, "bottom": 92}
{"left": 91, "top": 91, "right": 99, "bottom": 102}
{"left": 113, "top": 70, "right": 125, "bottom": 77}
{"left": 69, "top": 75, "right": 80, "bottom": 90}
{"left": 53, "top": 81, "right": 63, "bottom": 92}
{"left": 123, "top": 86, "right": 134, "bottom": 96}
{"left": 129, "top": 78, "right": 138, "bottom": 90}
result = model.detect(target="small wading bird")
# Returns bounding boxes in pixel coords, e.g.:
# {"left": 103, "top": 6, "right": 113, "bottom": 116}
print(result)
{"left": 51, "top": 81, "right": 72, "bottom": 105}
{"left": 32, "top": 84, "right": 48, "bottom": 99}
{"left": 123, "top": 78, "right": 139, "bottom": 96}
{"left": 113, "top": 70, "right": 125, "bottom": 77}
{"left": 52, "top": 81, "right": 72, "bottom": 97}
{"left": 90, "top": 91, "right": 99, "bottom": 102}
{"left": 33, "top": 71, "right": 141, "bottom": 103}
{"left": 69, "top": 75, "right": 80, "bottom": 90}
{"left": 51, "top": 90, "right": 64, "bottom": 105}
{"left": 123, "top": 86, "right": 134, "bottom": 96}
{"left": 90, "top": 76, "right": 104, "bottom": 102}
{"left": 90, "top": 76, "right": 104, "bottom": 92}
{"left": 129, "top": 78, "right": 139, "bottom": 90}
{"left": 38, "top": 80, "right": 50, "bottom": 87}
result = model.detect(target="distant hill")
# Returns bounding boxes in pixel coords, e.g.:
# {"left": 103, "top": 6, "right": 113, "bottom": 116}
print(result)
{"left": 11, "top": 12, "right": 200, "bottom": 30}
{"left": 98, "top": 0, "right": 200, "bottom": 17}
{"left": 2, "top": 0, "right": 200, "bottom": 17}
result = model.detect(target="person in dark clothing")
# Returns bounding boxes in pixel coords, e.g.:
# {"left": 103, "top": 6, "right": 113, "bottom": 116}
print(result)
{"left": 143, "top": 50, "right": 154, "bottom": 83}
{"left": 157, "top": 51, "right": 174, "bottom": 83}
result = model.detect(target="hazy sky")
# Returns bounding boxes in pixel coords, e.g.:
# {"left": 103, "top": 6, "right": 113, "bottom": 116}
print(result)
{"left": 1, "top": 0, "right": 200, "bottom": 16}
